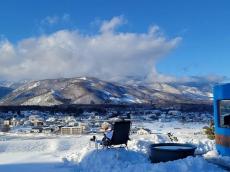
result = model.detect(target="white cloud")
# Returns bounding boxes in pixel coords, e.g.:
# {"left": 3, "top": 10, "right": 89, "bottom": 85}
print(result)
{"left": 100, "top": 16, "right": 126, "bottom": 33}
{"left": 41, "top": 16, "right": 59, "bottom": 25}
{"left": 0, "top": 16, "right": 182, "bottom": 81}
{"left": 40, "top": 14, "right": 71, "bottom": 26}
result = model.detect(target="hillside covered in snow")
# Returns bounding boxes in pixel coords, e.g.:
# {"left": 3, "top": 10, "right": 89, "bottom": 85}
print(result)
{"left": 0, "top": 77, "right": 214, "bottom": 106}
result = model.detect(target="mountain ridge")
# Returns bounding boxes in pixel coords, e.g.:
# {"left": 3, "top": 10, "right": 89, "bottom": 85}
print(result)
{"left": 0, "top": 76, "right": 214, "bottom": 106}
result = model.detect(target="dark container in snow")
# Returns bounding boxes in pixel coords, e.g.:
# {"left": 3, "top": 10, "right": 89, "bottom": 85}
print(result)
{"left": 149, "top": 143, "right": 196, "bottom": 163}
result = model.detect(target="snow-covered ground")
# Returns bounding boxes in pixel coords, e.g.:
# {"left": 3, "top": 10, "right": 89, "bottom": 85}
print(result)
{"left": 0, "top": 121, "right": 229, "bottom": 172}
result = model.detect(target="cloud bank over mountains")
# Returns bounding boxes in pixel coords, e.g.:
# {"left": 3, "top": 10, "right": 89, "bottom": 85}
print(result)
{"left": 0, "top": 16, "right": 182, "bottom": 82}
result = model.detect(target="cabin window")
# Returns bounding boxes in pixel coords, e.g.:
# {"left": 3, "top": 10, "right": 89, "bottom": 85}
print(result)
{"left": 219, "top": 100, "right": 230, "bottom": 128}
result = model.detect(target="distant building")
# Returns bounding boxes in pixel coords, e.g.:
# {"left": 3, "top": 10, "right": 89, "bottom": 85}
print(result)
{"left": 29, "top": 115, "right": 40, "bottom": 122}
{"left": 29, "top": 115, "right": 44, "bottom": 126}
{"left": 32, "top": 120, "right": 44, "bottom": 126}
{"left": 3, "top": 120, "right": 10, "bottom": 126}
{"left": 10, "top": 117, "right": 20, "bottom": 127}
{"left": 24, "top": 120, "right": 32, "bottom": 126}
{"left": 61, "top": 126, "right": 84, "bottom": 135}
{"left": 31, "top": 127, "right": 42, "bottom": 133}
{"left": 42, "top": 127, "right": 53, "bottom": 134}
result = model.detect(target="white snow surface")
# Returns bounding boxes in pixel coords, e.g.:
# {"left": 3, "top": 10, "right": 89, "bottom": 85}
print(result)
{"left": 0, "top": 121, "right": 227, "bottom": 172}
{"left": 27, "top": 82, "right": 40, "bottom": 90}
{"left": 22, "top": 92, "right": 63, "bottom": 106}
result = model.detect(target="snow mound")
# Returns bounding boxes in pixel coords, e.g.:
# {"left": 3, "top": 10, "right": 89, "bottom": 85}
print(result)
{"left": 179, "top": 138, "right": 215, "bottom": 154}
{"left": 74, "top": 149, "right": 224, "bottom": 172}
{"left": 127, "top": 134, "right": 171, "bottom": 154}
{"left": 204, "top": 150, "right": 230, "bottom": 169}
{"left": 75, "top": 149, "right": 148, "bottom": 171}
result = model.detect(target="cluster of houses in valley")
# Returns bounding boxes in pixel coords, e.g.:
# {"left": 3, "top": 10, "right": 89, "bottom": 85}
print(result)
{"left": 0, "top": 108, "right": 213, "bottom": 135}
{"left": 0, "top": 111, "right": 94, "bottom": 135}
{"left": 131, "top": 110, "right": 213, "bottom": 123}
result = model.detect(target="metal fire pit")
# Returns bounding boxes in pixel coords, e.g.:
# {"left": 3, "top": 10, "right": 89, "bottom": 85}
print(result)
{"left": 149, "top": 143, "right": 196, "bottom": 163}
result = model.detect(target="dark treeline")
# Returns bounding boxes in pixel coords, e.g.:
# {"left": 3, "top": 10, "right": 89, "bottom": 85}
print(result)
{"left": 0, "top": 104, "right": 154, "bottom": 114}
{"left": 0, "top": 103, "right": 213, "bottom": 114}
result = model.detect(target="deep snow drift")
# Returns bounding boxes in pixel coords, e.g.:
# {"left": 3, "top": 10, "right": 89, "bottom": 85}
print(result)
{"left": 0, "top": 121, "right": 229, "bottom": 172}
{"left": 74, "top": 149, "right": 223, "bottom": 172}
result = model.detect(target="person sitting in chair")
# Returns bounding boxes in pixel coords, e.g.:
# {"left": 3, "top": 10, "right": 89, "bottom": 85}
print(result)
{"left": 101, "top": 124, "right": 114, "bottom": 146}
{"left": 90, "top": 123, "right": 114, "bottom": 147}
{"left": 90, "top": 119, "right": 131, "bottom": 148}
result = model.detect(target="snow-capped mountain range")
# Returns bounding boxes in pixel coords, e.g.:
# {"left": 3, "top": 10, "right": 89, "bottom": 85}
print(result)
{"left": 0, "top": 76, "right": 214, "bottom": 106}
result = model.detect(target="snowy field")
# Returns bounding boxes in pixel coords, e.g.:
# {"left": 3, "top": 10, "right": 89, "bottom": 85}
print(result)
{"left": 0, "top": 121, "right": 229, "bottom": 172}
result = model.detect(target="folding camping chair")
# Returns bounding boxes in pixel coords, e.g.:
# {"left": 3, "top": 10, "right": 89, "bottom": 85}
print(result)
{"left": 101, "top": 120, "right": 131, "bottom": 148}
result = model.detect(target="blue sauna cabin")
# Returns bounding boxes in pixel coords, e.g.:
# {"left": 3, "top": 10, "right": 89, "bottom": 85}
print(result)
{"left": 213, "top": 83, "right": 230, "bottom": 156}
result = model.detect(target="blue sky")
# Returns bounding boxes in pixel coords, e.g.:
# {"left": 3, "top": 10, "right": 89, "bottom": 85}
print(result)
{"left": 0, "top": 0, "right": 229, "bottom": 81}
